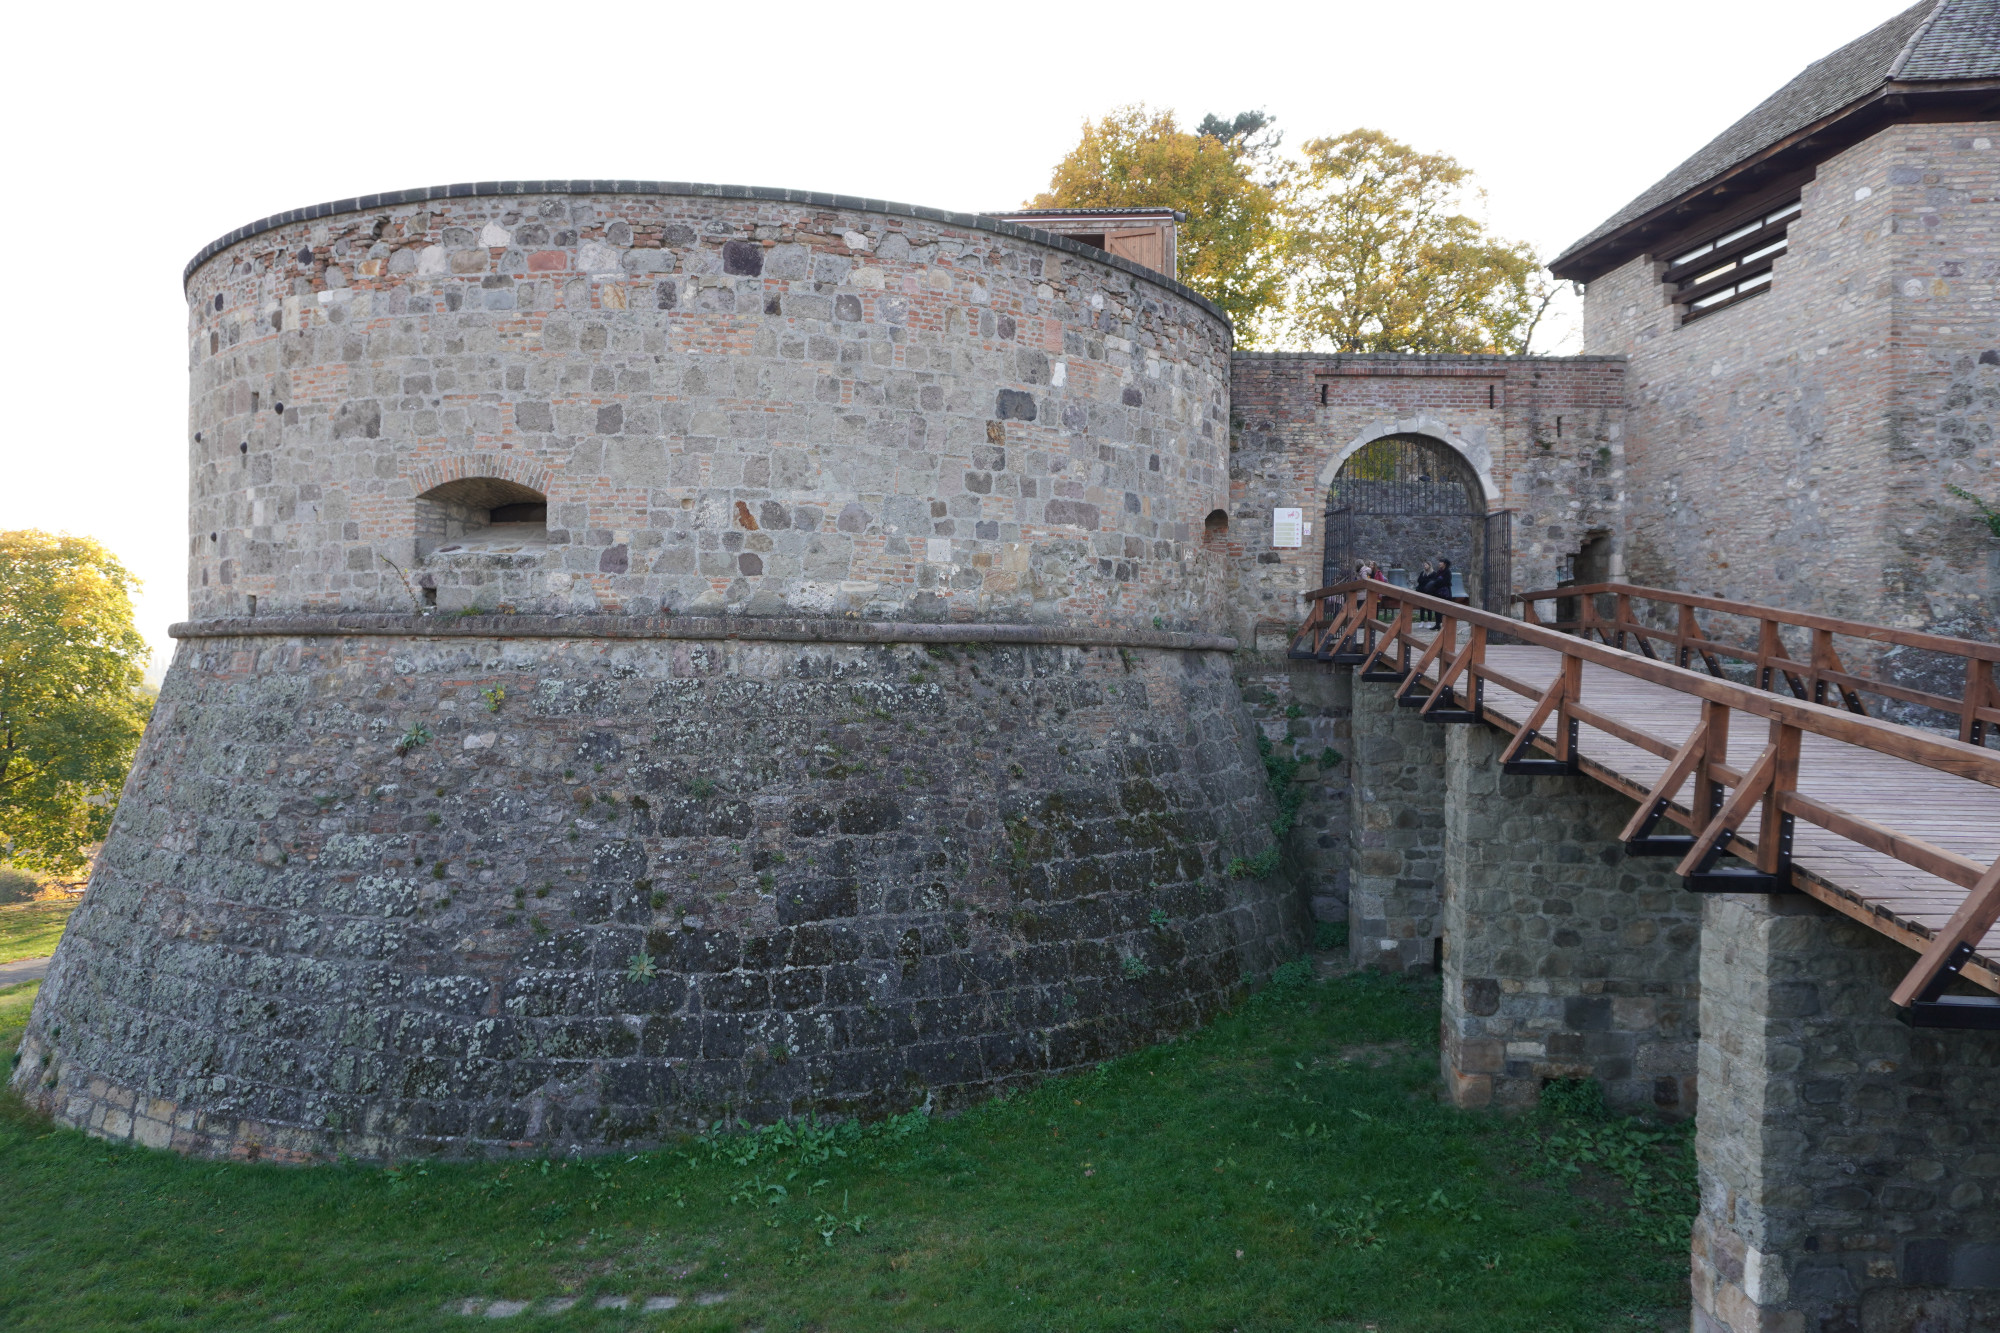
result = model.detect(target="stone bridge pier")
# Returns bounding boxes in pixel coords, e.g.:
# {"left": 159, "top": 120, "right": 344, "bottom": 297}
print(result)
{"left": 1693, "top": 895, "right": 2000, "bottom": 1333}
{"left": 1439, "top": 723, "right": 1701, "bottom": 1115}
{"left": 1345, "top": 686, "right": 2000, "bottom": 1331}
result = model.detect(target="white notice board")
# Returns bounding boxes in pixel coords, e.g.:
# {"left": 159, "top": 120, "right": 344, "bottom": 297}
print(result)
{"left": 1271, "top": 507, "right": 1303, "bottom": 548}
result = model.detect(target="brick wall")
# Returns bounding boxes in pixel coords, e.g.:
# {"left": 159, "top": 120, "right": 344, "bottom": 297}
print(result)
{"left": 1225, "top": 353, "right": 1627, "bottom": 642}
{"left": 1584, "top": 123, "right": 2000, "bottom": 659}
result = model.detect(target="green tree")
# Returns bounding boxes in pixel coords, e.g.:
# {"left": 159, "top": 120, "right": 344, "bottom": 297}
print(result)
{"left": 1029, "top": 104, "right": 1287, "bottom": 340}
{"left": 1280, "top": 128, "right": 1545, "bottom": 354}
{"left": 0, "top": 531, "right": 153, "bottom": 873}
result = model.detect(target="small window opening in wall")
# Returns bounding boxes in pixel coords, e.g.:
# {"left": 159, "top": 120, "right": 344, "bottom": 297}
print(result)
{"left": 1319, "top": 382, "right": 1328, "bottom": 406}
{"left": 246, "top": 594, "right": 257, "bottom": 617}
{"left": 1556, "top": 416, "right": 1563, "bottom": 438}
{"left": 1203, "top": 508, "right": 1230, "bottom": 542}
{"left": 423, "top": 586, "right": 438, "bottom": 607}
{"left": 415, "top": 477, "right": 549, "bottom": 559}
{"left": 1667, "top": 197, "right": 1800, "bottom": 323}
{"left": 1487, "top": 384, "right": 1495, "bottom": 409}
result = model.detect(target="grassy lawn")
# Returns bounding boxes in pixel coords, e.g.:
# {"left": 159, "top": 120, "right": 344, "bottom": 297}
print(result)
{"left": 0, "top": 968, "right": 1691, "bottom": 1332}
{"left": 0, "top": 897, "right": 78, "bottom": 964}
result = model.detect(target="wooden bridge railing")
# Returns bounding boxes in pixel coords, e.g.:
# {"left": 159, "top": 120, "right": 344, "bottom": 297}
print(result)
{"left": 1515, "top": 580, "right": 2000, "bottom": 748}
{"left": 1291, "top": 581, "right": 2000, "bottom": 1024}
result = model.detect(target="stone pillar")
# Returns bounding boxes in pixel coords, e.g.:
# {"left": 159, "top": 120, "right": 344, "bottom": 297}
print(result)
{"left": 1440, "top": 722, "right": 1701, "bottom": 1112}
{"left": 1347, "top": 677, "right": 1445, "bottom": 972}
{"left": 1693, "top": 894, "right": 2000, "bottom": 1333}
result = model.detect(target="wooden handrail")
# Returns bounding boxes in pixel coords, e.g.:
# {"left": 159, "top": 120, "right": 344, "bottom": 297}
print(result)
{"left": 1510, "top": 580, "right": 2000, "bottom": 748}
{"left": 1293, "top": 579, "right": 2000, "bottom": 1012}
{"left": 1513, "top": 581, "right": 2000, "bottom": 663}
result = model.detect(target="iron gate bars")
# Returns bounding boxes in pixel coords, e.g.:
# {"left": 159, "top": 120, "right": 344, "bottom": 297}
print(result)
{"left": 1320, "top": 434, "right": 1512, "bottom": 613}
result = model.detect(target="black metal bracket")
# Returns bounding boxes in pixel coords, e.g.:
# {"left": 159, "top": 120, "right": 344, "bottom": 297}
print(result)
{"left": 1501, "top": 715, "right": 1581, "bottom": 776}
{"left": 1421, "top": 681, "right": 1484, "bottom": 725}
{"left": 1681, "top": 813, "right": 1798, "bottom": 893}
{"left": 1900, "top": 942, "right": 2000, "bottom": 1029}
{"left": 1624, "top": 786, "right": 1694, "bottom": 857}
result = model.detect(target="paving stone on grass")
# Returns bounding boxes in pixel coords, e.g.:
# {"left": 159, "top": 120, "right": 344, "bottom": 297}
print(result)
{"left": 694, "top": 1293, "right": 730, "bottom": 1306}
{"left": 539, "top": 1297, "right": 578, "bottom": 1314}
{"left": 593, "top": 1296, "right": 630, "bottom": 1310}
{"left": 454, "top": 1300, "right": 489, "bottom": 1316}
{"left": 484, "top": 1300, "right": 530, "bottom": 1318}
{"left": 641, "top": 1296, "right": 679, "bottom": 1311}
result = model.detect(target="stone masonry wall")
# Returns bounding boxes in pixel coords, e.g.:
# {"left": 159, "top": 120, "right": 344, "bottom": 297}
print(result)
{"left": 1226, "top": 353, "right": 1627, "bottom": 643}
{"left": 1585, "top": 124, "right": 2000, "bottom": 660}
{"left": 1232, "top": 654, "right": 1352, "bottom": 928}
{"left": 1694, "top": 894, "right": 2000, "bottom": 1333}
{"left": 1440, "top": 724, "right": 1701, "bottom": 1115}
{"left": 12, "top": 627, "right": 1301, "bottom": 1160}
{"left": 184, "top": 185, "right": 1235, "bottom": 631}
{"left": 1347, "top": 678, "right": 1445, "bottom": 973}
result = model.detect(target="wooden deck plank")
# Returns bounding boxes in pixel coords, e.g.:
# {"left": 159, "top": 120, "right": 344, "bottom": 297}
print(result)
{"left": 1389, "top": 634, "right": 2000, "bottom": 989}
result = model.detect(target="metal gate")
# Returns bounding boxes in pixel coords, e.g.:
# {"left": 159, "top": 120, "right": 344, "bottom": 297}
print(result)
{"left": 1320, "top": 434, "right": 1512, "bottom": 613}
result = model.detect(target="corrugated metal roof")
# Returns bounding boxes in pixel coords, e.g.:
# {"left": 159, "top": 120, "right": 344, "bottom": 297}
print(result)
{"left": 1554, "top": 0, "right": 1998, "bottom": 274}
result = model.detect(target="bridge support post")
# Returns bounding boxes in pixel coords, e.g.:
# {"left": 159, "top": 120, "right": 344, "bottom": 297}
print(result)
{"left": 1694, "top": 894, "right": 2000, "bottom": 1333}
{"left": 1348, "top": 677, "right": 1446, "bottom": 972}
{"left": 1439, "top": 722, "right": 1701, "bottom": 1112}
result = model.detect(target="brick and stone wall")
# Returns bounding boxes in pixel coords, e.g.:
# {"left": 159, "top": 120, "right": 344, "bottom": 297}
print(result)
{"left": 184, "top": 184, "right": 1236, "bottom": 632}
{"left": 11, "top": 623, "right": 1300, "bottom": 1160}
{"left": 1224, "top": 353, "right": 1628, "bottom": 643}
{"left": 13, "top": 184, "right": 1311, "bottom": 1162}
{"left": 1440, "top": 725, "right": 1700, "bottom": 1114}
{"left": 1584, "top": 124, "right": 2000, "bottom": 659}
{"left": 1693, "top": 894, "right": 2000, "bottom": 1332}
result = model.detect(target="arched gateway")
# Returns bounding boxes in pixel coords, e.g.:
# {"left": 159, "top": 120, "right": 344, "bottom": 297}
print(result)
{"left": 1319, "top": 433, "right": 1511, "bottom": 610}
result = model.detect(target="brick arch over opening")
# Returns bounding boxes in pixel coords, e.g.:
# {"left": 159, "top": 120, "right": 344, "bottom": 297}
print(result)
{"left": 1315, "top": 416, "right": 1500, "bottom": 507}
{"left": 406, "top": 454, "right": 558, "bottom": 502}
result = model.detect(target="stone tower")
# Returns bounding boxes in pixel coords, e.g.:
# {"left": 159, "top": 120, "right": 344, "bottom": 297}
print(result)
{"left": 10, "top": 182, "right": 1302, "bottom": 1160}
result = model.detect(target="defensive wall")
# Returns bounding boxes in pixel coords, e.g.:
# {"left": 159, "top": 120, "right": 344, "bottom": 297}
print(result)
{"left": 13, "top": 182, "right": 1305, "bottom": 1160}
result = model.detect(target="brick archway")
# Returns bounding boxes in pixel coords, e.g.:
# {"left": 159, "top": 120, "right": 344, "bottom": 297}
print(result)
{"left": 1315, "top": 415, "right": 1500, "bottom": 507}
{"left": 405, "top": 453, "right": 558, "bottom": 501}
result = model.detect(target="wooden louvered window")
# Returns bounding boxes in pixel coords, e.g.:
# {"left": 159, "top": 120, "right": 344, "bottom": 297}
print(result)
{"left": 1666, "top": 198, "right": 1800, "bottom": 323}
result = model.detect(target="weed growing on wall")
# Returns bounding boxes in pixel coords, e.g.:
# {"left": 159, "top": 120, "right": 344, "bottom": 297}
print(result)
{"left": 1229, "top": 734, "right": 1309, "bottom": 879}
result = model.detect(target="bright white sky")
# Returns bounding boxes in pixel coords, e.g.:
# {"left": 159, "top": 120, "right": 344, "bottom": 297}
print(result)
{"left": 0, "top": 0, "right": 1908, "bottom": 677}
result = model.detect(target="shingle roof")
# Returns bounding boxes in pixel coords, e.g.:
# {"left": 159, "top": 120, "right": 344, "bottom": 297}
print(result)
{"left": 1553, "top": 0, "right": 2000, "bottom": 277}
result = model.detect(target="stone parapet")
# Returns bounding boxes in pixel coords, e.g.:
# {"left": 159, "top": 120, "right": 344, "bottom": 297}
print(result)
{"left": 182, "top": 185, "right": 1234, "bottom": 630}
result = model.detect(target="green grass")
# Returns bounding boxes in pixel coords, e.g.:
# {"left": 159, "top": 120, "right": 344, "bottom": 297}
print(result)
{"left": 0, "top": 971, "right": 1691, "bottom": 1332}
{"left": 0, "top": 897, "right": 77, "bottom": 963}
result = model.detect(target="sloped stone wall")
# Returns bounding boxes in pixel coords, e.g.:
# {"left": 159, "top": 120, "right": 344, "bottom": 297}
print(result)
{"left": 11, "top": 625, "right": 1300, "bottom": 1160}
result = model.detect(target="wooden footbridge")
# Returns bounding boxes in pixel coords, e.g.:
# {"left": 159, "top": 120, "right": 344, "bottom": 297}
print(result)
{"left": 1291, "top": 581, "right": 2000, "bottom": 1024}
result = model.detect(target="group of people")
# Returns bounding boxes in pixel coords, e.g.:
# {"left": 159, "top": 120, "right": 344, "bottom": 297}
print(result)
{"left": 1353, "top": 559, "right": 1455, "bottom": 596}
{"left": 1354, "top": 559, "right": 1458, "bottom": 623}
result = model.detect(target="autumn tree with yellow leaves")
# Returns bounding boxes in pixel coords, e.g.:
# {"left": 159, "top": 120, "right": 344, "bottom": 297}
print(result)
{"left": 1029, "top": 105, "right": 1287, "bottom": 341}
{"left": 1031, "top": 113, "right": 1557, "bottom": 354}
{"left": 0, "top": 531, "right": 154, "bottom": 873}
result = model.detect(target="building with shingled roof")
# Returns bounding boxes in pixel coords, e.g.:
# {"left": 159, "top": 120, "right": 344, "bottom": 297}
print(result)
{"left": 1559, "top": 0, "right": 2000, "bottom": 656}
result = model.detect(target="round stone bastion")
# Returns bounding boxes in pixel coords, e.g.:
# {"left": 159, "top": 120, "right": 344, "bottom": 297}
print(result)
{"left": 11, "top": 181, "right": 1302, "bottom": 1162}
